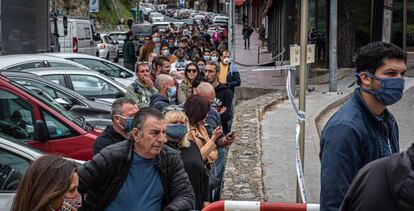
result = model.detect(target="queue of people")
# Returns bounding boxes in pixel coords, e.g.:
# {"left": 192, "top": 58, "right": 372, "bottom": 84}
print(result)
{"left": 10, "top": 22, "right": 241, "bottom": 211}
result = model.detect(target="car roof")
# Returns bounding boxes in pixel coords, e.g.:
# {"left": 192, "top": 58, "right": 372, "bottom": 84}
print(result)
{"left": 1, "top": 71, "right": 87, "bottom": 100}
{"left": 0, "top": 54, "right": 89, "bottom": 70}
{"left": 42, "top": 53, "right": 135, "bottom": 74}
{"left": 22, "top": 67, "right": 127, "bottom": 89}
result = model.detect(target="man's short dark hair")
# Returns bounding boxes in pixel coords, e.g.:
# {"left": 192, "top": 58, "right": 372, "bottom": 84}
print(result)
{"left": 356, "top": 41, "right": 406, "bottom": 74}
{"left": 132, "top": 107, "right": 164, "bottom": 130}
{"left": 220, "top": 49, "right": 230, "bottom": 56}
{"left": 155, "top": 56, "right": 170, "bottom": 69}
{"left": 184, "top": 95, "right": 210, "bottom": 125}
{"left": 206, "top": 61, "right": 219, "bottom": 72}
{"left": 111, "top": 98, "right": 137, "bottom": 120}
{"left": 355, "top": 41, "right": 406, "bottom": 84}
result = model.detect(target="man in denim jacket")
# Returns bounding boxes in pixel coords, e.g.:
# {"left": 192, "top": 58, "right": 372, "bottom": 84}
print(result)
{"left": 320, "top": 42, "right": 407, "bottom": 211}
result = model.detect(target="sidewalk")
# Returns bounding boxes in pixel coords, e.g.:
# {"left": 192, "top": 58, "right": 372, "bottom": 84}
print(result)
{"left": 233, "top": 24, "right": 284, "bottom": 89}
{"left": 261, "top": 75, "right": 414, "bottom": 203}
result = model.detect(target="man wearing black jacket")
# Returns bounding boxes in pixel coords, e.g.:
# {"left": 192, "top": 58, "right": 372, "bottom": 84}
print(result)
{"left": 340, "top": 143, "right": 414, "bottom": 211}
{"left": 78, "top": 107, "right": 195, "bottom": 211}
{"left": 93, "top": 98, "right": 138, "bottom": 155}
{"left": 204, "top": 61, "right": 234, "bottom": 135}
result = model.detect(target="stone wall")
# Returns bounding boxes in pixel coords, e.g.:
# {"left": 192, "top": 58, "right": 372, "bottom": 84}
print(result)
{"left": 221, "top": 92, "right": 287, "bottom": 200}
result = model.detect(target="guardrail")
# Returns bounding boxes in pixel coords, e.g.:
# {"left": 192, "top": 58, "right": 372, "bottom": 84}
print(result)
{"left": 202, "top": 200, "right": 320, "bottom": 211}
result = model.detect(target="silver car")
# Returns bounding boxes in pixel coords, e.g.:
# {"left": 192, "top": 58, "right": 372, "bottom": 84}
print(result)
{"left": 24, "top": 67, "right": 127, "bottom": 104}
{"left": 0, "top": 54, "right": 89, "bottom": 71}
{"left": 42, "top": 53, "right": 136, "bottom": 85}
{"left": 0, "top": 134, "right": 42, "bottom": 210}
{"left": 97, "top": 34, "right": 119, "bottom": 62}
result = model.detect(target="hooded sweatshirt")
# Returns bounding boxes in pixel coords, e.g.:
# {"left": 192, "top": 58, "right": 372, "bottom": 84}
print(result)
{"left": 149, "top": 93, "right": 172, "bottom": 112}
{"left": 340, "top": 143, "right": 414, "bottom": 211}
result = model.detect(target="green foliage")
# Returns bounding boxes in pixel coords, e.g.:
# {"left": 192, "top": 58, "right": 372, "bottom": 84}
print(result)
{"left": 95, "top": 0, "right": 135, "bottom": 25}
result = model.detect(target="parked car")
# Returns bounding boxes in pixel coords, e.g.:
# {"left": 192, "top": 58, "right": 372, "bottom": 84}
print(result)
{"left": 57, "top": 18, "right": 98, "bottom": 56}
{"left": 0, "top": 73, "right": 101, "bottom": 161}
{"left": 2, "top": 71, "right": 112, "bottom": 130}
{"left": 149, "top": 12, "right": 165, "bottom": 23}
{"left": 108, "top": 32, "right": 127, "bottom": 57}
{"left": 0, "top": 134, "right": 42, "bottom": 210}
{"left": 131, "top": 23, "right": 154, "bottom": 49}
{"left": 213, "top": 16, "right": 229, "bottom": 24}
{"left": 152, "top": 22, "right": 171, "bottom": 33}
{"left": 24, "top": 67, "right": 127, "bottom": 104}
{"left": 0, "top": 54, "right": 89, "bottom": 71}
{"left": 97, "top": 34, "right": 119, "bottom": 62}
{"left": 43, "top": 53, "right": 135, "bottom": 85}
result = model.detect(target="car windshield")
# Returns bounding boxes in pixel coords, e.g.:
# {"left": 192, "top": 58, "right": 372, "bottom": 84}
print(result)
{"left": 110, "top": 34, "right": 126, "bottom": 41}
{"left": 10, "top": 81, "right": 84, "bottom": 129}
{"left": 132, "top": 25, "right": 152, "bottom": 35}
{"left": 153, "top": 13, "right": 163, "bottom": 17}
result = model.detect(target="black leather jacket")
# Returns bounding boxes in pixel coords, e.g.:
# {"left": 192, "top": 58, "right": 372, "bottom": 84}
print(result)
{"left": 78, "top": 140, "right": 195, "bottom": 211}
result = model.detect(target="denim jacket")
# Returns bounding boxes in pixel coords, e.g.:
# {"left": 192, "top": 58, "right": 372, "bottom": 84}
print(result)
{"left": 319, "top": 88, "right": 399, "bottom": 211}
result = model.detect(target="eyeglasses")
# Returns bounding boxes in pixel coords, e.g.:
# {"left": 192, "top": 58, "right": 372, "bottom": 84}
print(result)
{"left": 186, "top": 68, "right": 198, "bottom": 73}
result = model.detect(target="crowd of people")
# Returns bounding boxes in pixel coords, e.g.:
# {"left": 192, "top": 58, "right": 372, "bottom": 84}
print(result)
{"left": 10, "top": 22, "right": 241, "bottom": 211}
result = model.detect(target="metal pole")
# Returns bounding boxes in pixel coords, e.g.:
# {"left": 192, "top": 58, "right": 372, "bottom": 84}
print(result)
{"left": 403, "top": 0, "right": 407, "bottom": 51}
{"left": 296, "top": 0, "right": 308, "bottom": 203}
{"left": 229, "top": 0, "right": 235, "bottom": 61}
{"left": 329, "top": 0, "right": 337, "bottom": 92}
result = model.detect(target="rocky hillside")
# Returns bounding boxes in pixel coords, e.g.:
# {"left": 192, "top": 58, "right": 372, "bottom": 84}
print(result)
{"left": 53, "top": 0, "right": 135, "bottom": 31}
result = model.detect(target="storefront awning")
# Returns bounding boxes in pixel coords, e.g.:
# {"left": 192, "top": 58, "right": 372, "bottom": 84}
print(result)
{"left": 261, "top": 0, "right": 273, "bottom": 19}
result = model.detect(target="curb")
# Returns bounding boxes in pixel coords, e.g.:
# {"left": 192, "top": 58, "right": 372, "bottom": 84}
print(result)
{"left": 308, "top": 92, "right": 353, "bottom": 155}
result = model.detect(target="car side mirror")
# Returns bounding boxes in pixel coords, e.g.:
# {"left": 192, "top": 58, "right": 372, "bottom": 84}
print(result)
{"left": 33, "top": 120, "right": 48, "bottom": 142}
{"left": 55, "top": 98, "right": 70, "bottom": 109}
{"left": 115, "top": 91, "right": 126, "bottom": 98}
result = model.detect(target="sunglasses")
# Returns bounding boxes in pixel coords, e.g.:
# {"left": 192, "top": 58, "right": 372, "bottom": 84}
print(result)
{"left": 186, "top": 68, "right": 198, "bottom": 73}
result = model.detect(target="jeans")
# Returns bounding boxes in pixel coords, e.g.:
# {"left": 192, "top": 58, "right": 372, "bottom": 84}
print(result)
{"left": 211, "top": 147, "right": 228, "bottom": 201}
{"left": 244, "top": 37, "right": 250, "bottom": 49}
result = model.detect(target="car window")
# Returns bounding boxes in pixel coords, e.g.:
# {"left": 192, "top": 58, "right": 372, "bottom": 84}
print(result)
{"left": 0, "top": 148, "right": 31, "bottom": 192}
{"left": 0, "top": 89, "right": 34, "bottom": 141}
{"left": 69, "top": 58, "right": 112, "bottom": 75}
{"left": 48, "top": 61, "right": 79, "bottom": 68}
{"left": 13, "top": 79, "right": 81, "bottom": 109}
{"left": 69, "top": 75, "right": 120, "bottom": 99}
{"left": 103, "top": 61, "right": 133, "bottom": 78}
{"left": 41, "top": 110, "right": 75, "bottom": 139}
{"left": 42, "top": 74, "right": 66, "bottom": 87}
{"left": 4, "top": 62, "right": 46, "bottom": 71}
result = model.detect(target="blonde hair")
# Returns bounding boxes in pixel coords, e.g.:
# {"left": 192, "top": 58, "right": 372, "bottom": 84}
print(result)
{"left": 164, "top": 110, "right": 191, "bottom": 148}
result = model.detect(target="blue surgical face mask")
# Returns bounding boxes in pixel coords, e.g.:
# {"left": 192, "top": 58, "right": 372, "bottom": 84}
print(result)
{"left": 203, "top": 55, "right": 210, "bottom": 61}
{"left": 167, "top": 86, "right": 177, "bottom": 98}
{"left": 359, "top": 72, "right": 405, "bottom": 106}
{"left": 166, "top": 124, "right": 188, "bottom": 142}
{"left": 117, "top": 115, "right": 133, "bottom": 132}
{"left": 153, "top": 37, "right": 160, "bottom": 43}
{"left": 163, "top": 50, "right": 170, "bottom": 56}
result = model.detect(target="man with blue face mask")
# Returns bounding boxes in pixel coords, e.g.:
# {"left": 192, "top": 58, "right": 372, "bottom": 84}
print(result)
{"left": 93, "top": 98, "right": 139, "bottom": 155}
{"left": 150, "top": 74, "right": 177, "bottom": 112}
{"left": 320, "top": 41, "right": 407, "bottom": 211}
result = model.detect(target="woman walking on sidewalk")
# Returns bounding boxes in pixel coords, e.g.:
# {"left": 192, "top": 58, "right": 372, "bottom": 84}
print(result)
{"left": 242, "top": 24, "right": 254, "bottom": 50}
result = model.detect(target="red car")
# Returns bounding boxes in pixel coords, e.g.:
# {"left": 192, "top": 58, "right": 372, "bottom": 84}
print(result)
{"left": 0, "top": 74, "right": 101, "bottom": 161}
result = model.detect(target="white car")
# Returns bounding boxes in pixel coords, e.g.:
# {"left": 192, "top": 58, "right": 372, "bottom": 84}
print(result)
{"left": 0, "top": 54, "right": 89, "bottom": 71}
{"left": 97, "top": 34, "right": 119, "bottom": 62}
{"left": 25, "top": 67, "right": 127, "bottom": 104}
{"left": 43, "top": 53, "right": 136, "bottom": 85}
{"left": 213, "top": 16, "right": 229, "bottom": 24}
{"left": 57, "top": 18, "right": 98, "bottom": 56}
{"left": 149, "top": 12, "right": 165, "bottom": 23}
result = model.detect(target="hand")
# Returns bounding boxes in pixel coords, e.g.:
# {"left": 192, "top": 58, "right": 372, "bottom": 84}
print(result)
{"left": 143, "top": 77, "right": 153, "bottom": 89}
{"left": 203, "top": 202, "right": 210, "bottom": 208}
{"left": 217, "top": 106, "right": 227, "bottom": 115}
{"left": 211, "top": 126, "right": 223, "bottom": 142}
{"left": 225, "top": 132, "right": 236, "bottom": 146}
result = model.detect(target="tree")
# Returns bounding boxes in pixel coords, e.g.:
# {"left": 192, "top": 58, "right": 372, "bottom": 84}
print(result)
{"left": 337, "top": 0, "right": 354, "bottom": 68}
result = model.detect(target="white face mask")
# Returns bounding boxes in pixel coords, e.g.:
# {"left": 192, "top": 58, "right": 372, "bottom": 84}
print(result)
{"left": 211, "top": 56, "right": 218, "bottom": 62}
{"left": 223, "top": 58, "right": 230, "bottom": 65}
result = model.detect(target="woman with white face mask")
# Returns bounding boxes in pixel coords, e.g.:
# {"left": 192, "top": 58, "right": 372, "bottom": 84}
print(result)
{"left": 11, "top": 155, "right": 81, "bottom": 211}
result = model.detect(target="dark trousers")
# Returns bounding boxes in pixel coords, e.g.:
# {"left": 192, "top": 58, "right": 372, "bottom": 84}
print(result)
{"left": 244, "top": 37, "right": 251, "bottom": 49}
